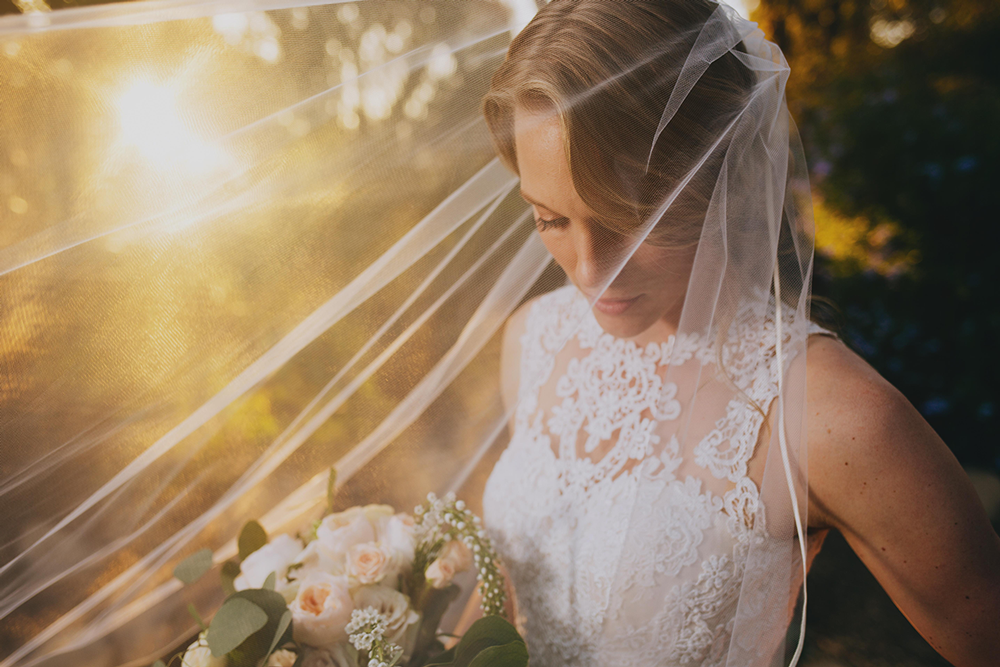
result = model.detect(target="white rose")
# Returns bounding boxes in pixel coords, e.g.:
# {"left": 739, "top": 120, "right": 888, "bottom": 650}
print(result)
{"left": 300, "top": 645, "right": 357, "bottom": 667}
{"left": 290, "top": 572, "right": 355, "bottom": 647}
{"left": 293, "top": 539, "right": 347, "bottom": 578}
{"left": 424, "top": 557, "right": 456, "bottom": 589}
{"left": 361, "top": 504, "right": 394, "bottom": 524}
{"left": 317, "top": 508, "right": 376, "bottom": 559}
{"left": 266, "top": 649, "right": 298, "bottom": 667}
{"left": 438, "top": 540, "right": 473, "bottom": 572}
{"left": 346, "top": 542, "right": 392, "bottom": 585}
{"left": 234, "top": 534, "right": 304, "bottom": 591}
{"left": 181, "top": 633, "right": 226, "bottom": 667}
{"left": 376, "top": 513, "right": 416, "bottom": 571}
{"left": 352, "top": 586, "right": 420, "bottom": 656}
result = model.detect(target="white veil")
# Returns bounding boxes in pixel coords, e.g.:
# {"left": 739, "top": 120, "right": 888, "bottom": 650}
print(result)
{"left": 0, "top": 1, "right": 815, "bottom": 666}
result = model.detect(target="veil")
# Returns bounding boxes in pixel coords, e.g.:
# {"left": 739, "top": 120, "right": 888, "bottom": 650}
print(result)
{"left": 0, "top": 1, "right": 815, "bottom": 666}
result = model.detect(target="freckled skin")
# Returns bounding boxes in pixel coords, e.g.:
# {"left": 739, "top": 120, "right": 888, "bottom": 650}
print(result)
{"left": 503, "top": 107, "right": 1000, "bottom": 666}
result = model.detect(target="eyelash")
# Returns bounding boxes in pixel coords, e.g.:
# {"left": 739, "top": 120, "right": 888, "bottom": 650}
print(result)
{"left": 535, "top": 216, "right": 567, "bottom": 232}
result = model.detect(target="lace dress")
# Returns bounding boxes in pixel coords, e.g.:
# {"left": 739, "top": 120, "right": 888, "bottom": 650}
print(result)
{"left": 482, "top": 286, "right": 828, "bottom": 666}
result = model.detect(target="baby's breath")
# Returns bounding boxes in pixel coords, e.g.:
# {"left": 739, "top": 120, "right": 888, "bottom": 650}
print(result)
{"left": 347, "top": 607, "right": 401, "bottom": 667}
{"left": 414, "top": 492, "right": 508, "bottom": 616}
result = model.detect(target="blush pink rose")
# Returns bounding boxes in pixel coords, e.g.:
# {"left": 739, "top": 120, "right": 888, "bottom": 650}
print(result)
{"left": 347, "top": 542, "right": 391, "bottom": 585}
{"left": 289, "top": 573, "right": 354, "bottom": 647}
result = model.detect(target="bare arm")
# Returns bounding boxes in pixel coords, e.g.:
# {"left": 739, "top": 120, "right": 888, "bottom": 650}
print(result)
{"left": 500, "top": 300, "right": 532, "bottom": 426}
{"left": 806, "top": 337, "right": 1000, "bottom": 667}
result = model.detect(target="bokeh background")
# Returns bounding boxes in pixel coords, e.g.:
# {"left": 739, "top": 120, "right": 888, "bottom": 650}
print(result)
{"left": 1, "top": 1, "right": 998, "bottom": 666}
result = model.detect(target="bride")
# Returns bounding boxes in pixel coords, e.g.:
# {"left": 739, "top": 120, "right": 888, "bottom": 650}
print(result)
{"left": 474, "top": 1, "right": 1000, "bottom": 666}
{"left": 1, "top": 1, "right": 997, "bottom": 666}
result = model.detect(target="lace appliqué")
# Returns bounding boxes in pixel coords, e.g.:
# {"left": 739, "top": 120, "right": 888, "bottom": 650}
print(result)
{"left": 483, "top": 287, "right": 816, "bottom": 667}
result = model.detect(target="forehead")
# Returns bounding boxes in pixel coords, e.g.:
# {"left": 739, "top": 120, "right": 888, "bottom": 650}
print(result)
{"left": 513, "top": 107, "right": 592, "bottom": 218}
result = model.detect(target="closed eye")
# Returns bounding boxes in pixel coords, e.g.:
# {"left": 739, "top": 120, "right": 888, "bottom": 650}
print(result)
{"left": 534, "top": 215, "right": 568, "bottom": 232}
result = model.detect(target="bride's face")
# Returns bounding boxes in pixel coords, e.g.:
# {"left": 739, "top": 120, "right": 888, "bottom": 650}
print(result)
{"left": 514, "top": 107, "right": 695, "bottom": 340}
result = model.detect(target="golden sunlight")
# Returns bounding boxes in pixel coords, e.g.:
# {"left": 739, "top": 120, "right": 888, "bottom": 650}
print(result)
{"left": 118, "top": 79, "right": 229, "bottom": 174}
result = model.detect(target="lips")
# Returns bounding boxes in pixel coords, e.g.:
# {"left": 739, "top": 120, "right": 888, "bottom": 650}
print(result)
{"left": 592, "top": 294, "right": 642, "bottom": 316}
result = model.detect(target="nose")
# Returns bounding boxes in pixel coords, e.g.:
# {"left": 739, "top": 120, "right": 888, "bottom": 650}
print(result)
{"left": 570, "top": 219, "right": 628, "bottom": 294}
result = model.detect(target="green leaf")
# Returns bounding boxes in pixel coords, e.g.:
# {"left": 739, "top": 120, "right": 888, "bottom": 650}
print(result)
{"left": 424, "top": 616, "right": 527, "bottom": 667}
{"left": 325, "top": 466, "right": 337, "bottom": 515}
{"left": 238, "top": 521, "right": 267, "bottom": 562}
{"left": 466, "top": 642, "right": 529, "bottom": 667}
{"left": 265, "top": 610, "right": 292, "bottom": 658}
{"left": 153, "top": 661, "right": 166, "bottom": 667}
{"left": 187, "top": 603, "right": 207, "bottom": 631}
{"left": 221, "top": 560, "right": 241, "bottom": 597}
{"left": 207, "top": 598, "right": 268, "bottom": 657}
{"left": 262, "top": 571, "right": 276, "bottom": 591}
{"left": 224, "top": 589, "right": 294, "bottom": 667}
{"left": 173, "top": 548, "right": 213, "bottom": 585}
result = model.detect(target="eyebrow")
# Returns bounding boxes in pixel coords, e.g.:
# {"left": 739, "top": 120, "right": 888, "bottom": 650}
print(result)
{"left": 519, "top": 190, "right": 564, "bottom": 217}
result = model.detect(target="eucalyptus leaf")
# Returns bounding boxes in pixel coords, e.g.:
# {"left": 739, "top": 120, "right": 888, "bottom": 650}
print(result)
{"left": 153, "top": 661, "right": 166, "bottom": 667}
{"left": 262, "top": 571, "right": 276, "bottom": 591}
{"left": 173, "top": 548, "right": 213, "bottom": 585}
{"left": 466, "top": 642, "right": 529, "bottom": 667}
{"left": 207, "top": 598, "right": 268, "bottom": 657}
{"left": 225, "top": 589, "right": 294, "bottom": 667}
{"left": 265, "top": 610, "right": 292, "bottom": 657}
{"left": 238, "top": 521, "right": 267, "bottom": 562}
{"left": 221, "top": 560, "right": 241, "bottom": 597}
{"left": 424, "top": 616, "right": 527, "bottom": 667}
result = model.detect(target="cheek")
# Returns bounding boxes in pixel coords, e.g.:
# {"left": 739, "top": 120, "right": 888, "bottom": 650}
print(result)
{"left": 539, "top": 233, "right": 575, "bottom": 273}
{"left": 626, "top": 247, "right": 694, "bottom": 287}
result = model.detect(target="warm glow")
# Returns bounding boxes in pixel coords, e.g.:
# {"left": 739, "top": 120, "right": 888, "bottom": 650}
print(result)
{"left": 118, "top": 80, "right": 229, "bottom": 174}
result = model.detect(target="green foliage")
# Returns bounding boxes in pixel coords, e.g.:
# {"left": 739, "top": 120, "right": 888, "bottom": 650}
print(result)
{"left": 173, "top": 549, "right": 213, "bottom": 585}
{"left": 262, "top": 571, "right": 276, "bottom": 591}
{"left": 265, "top": 611, "right": 293, "bottom": 659}
{"left": 187, "top": 603, "right": 207, "bottom": 632}
{"left": 423, "top": 617, "right": 528, "bottom": 667}
{"left": 221, "top": 561, "right": 241, "bottom": 597}
{"left": 223, "top": 589, "right": 295, "bottom": 667}
{"left": 207, "top": 598, "right": 268, "bottom": 657}
{"left": 238, "top": 521, "right": 268, "bottom": 562}
{"left": 757, "top": 0, "right": 1000, "bottom": 470}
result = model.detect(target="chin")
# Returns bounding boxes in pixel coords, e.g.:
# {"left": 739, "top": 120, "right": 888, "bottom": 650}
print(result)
{"left": 590, "top": 307, "right": 661, "bottom": 340}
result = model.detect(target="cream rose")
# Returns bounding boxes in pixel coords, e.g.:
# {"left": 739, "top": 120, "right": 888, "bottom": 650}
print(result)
{"left": 438, "top": 540, "right": 473, "bottom": 572}
{"left": 316, "top": 508, "right": 376, "bottom": 559}
{"left": 234, "top": 534, "right": 304, "bottom": 592}
{"left": 290, "top": 572, "right": 355, "bottom": 647}
{"left": 266, "top": 649, "right": 298, "bottom": 667}
{"left": 352, "top": 585, "right": 420, "bottom": 655}
{"left": 361, "top": 504, "right": 395, "bottom": 524}
{"left": 424, "top": 556, "right": 456, "bottom": 589}
{"left": 376, "top": 513, "right": 416, "bottom": 570}
{"left": 346, "top": 542, "right": 392, "bottom": 585}
{"left": 180, "top": 633, "right": 226, "bottom": 667}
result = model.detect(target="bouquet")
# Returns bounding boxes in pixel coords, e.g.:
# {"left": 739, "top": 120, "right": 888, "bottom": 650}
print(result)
{"left": 162, "top": 471, "right": 526, "bottom": 667}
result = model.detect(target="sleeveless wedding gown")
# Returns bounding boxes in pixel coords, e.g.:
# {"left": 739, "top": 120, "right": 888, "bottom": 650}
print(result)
{"left": 482, "top": 286, "right": 829, "bottom": 666}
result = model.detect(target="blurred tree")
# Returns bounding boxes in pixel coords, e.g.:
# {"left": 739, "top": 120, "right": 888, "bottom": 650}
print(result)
{"left": 755, "top": 0, "right": 1000, "bottom": 471}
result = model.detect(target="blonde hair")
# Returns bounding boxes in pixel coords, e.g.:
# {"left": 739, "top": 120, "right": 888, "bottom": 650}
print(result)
{"left": 482, "top": 0, "right": 755, "bottom": 246}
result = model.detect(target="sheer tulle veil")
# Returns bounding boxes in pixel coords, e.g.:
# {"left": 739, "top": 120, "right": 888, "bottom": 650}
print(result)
{"left": 0, "top": 1, "right": 815, "bottom": 666}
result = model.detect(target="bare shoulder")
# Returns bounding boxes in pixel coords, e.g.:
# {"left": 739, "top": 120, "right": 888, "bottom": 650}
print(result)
{"left": 499, "top": 296, "right": 538, "bottom": 415}
{"left": 803, "top": 334, "right": 948, "bottom": 527}
{"left": 803, "top": 335, "right": 1000, "bottom": 666}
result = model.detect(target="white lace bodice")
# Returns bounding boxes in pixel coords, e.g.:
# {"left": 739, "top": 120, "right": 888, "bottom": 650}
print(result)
{"left": 482, "top": 286, "right": 826, "bottom": 666}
